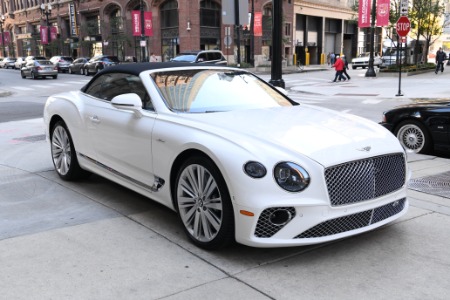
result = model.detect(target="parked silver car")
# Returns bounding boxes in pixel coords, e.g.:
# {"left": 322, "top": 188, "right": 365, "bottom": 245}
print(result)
{"left": 21, "top": 60, "right": 58, "bottom": 79}
{"left": 0, "top": 57, "right": 17, "bottom": 69}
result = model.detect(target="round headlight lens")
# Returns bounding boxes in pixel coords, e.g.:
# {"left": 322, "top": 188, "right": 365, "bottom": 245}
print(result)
{"left": 274, "top": 162, "right": 310, "bottom": 192}
{"left": 244, "top": 161, "right": 267, "bottom": 178}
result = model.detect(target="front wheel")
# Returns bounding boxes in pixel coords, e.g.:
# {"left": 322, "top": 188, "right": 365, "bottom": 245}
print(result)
{"left": 21, "top": 71, "right": 26, "bottom": 79}
{"left": 174, "top": 156, "right": 234, "bottom": 250}
{"left": 50, "top": 120, "right": 90, "bottom": 180}
{"left": 68, "top": 68, "right": 73, "bottom": 74}
{"left": 80, "top": 68, "right": 84, "bottom": 75}
{"left": 394, "top": 120, "right": 432, "bottom": 154}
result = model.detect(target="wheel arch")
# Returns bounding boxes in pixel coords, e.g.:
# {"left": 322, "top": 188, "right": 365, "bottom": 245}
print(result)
{"left": 169, "top": 149, "right": 231, "bottom": 212}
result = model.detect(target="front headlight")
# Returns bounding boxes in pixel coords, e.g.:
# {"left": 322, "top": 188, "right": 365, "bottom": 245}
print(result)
{"left": 274, "top": 162, "right": 310, "bottom": 192}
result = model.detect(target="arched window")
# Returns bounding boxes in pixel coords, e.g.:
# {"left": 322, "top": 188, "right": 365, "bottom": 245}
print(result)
{"left": 160, "top": 0, "right": 178, "bottom": 28}
{"left": 200, "top": 0, "right": 220, "bottom": 27}
{"left": 110, "top": 9, "right": 123, "bottom": 34}
{"left": 160, "top": 0, "right": 179, "bottom": 61}
{"left": 199, "top": 0, "right": 221, "bottom": 50}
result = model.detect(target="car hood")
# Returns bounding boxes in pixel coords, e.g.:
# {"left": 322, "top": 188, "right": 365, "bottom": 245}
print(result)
{"left": 179, "top": 105, "right": 403, "bottom": 167}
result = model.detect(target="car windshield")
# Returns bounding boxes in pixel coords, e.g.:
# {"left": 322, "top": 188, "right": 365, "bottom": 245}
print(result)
{"left": 151, "top": 69, "right": 294, "bottom": 113}
{"left": 171, "top": 54, "right": 197, "bottom": 62}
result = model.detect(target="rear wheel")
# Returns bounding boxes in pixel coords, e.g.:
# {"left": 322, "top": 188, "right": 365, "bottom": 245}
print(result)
{"left": 53, "top": 75, "right": 57, "bottom": 79}
{"left": 80, "top": 68, "right": 84, "bottom": 75}
{"left": 68, "top": 68, "right": 73, "bottom": 74}
{"left": 174, "top": 156, "right": 234, "bottom": 250}
{"left": 394, "top": 120, "right": 432, "bottom": 154}
{"left": 50, "top": 120, "right": 90, "bottom": 180}
{"left": 21, "top": 71, "right": 26, "bottom": 79}
{"left": 84, "top": 68, "right": 90, "bottom": 76}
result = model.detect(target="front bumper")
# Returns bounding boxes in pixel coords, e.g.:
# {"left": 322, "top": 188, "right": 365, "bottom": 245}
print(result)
{"left": 234, "top": 190, "right": 408, "bottom": 247}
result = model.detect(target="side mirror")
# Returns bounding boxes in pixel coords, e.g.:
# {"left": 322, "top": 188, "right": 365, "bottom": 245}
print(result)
{"left": 111, "top": 93, "right": 143, "bottom": 117}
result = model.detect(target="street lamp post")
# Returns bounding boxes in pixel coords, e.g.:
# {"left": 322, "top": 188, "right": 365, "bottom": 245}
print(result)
{"left": 140, "top": 0, "right": 146, "bottom": 62}
{"left": 365, "top": 0, "right": 377, "bottom": 77}
{"left": 269, "top": 0, "right": 285, "bottom": 88}
{"left": 40, "top": 3, "right": 52, "bottom": 58}
{"left": 0, "top": 15, "right": 6, "bottom": 57}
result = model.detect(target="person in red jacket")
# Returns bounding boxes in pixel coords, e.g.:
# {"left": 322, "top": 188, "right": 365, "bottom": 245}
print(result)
{"left": 331, "top": 55, "right": 346, "bottom": 82}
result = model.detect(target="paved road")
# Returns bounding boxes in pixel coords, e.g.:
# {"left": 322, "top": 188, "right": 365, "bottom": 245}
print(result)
{"left": 1, "top": 66, "right": 450, "bottom": 299}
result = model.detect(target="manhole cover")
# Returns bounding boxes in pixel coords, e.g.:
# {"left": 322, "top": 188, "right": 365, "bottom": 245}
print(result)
{"left": 13, "top": 134, "right": 46, "bottom": 143}
{"left": 408, "top": 171, "right": 450, "bottom": 198}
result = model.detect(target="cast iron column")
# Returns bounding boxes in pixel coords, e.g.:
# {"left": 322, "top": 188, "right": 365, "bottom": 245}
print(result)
{"left": 0, "top": 15, "right": 6, "bottom": 58}
{"left": 140, "top": 0, "right": 146, "bottom": 62}
{"left": 269, "top": 0, "right": 285, "bottom": 88}
{"left": 365, "top": 0, "right": 377, "bottom": 77}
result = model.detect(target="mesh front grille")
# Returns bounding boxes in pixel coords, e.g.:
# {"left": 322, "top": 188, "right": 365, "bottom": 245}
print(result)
{"left": 254, "top": 207, "right": 296, "bottom": 238}
{"left": 325, "top": 154, "right": 406, "bottom": 206}
{"left": 295, "top": 198, "right": 406, "bottom": 239}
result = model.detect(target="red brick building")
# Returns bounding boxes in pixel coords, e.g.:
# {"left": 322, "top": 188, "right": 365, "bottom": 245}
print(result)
{"left": 0, "top": 0, "right": 294, "bottom": 66}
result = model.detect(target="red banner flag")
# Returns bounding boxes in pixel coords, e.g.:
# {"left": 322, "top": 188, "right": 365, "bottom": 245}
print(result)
{"left": 358, "top": 0, "right": 371, "bottom": 28}
{"left": 144, "top": 11, "right": 153, "bottom": 36}
{"left": 376, "top": 0, "right": 390, "bottom": 27}
{"left": 254, "top": 12, "right": 262, "bottom": 37}
{"left": 41, "top": 26, "right": 48, "bottom": 45}
{"left": 3, "top": 32, "right": 10, "bottom": 44}
{"left": 132, "top": 10, "right": 141, "bottom": 36}
{"left": 50, "top": 26, "right": 58, "bottom": 41}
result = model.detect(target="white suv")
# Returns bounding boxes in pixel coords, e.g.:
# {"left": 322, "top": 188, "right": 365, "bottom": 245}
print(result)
{"left": 171, "top": 50, "right": 227, "bottom": 65}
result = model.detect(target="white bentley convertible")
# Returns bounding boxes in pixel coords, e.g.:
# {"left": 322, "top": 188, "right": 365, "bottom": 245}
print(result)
{"left": 44, "top": 63, "right": 409, "bottom": 249}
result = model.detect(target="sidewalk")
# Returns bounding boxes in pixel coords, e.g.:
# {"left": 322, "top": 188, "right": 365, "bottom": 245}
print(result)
{"left": 1, "top": 71, "right": 450, "bottom": 298}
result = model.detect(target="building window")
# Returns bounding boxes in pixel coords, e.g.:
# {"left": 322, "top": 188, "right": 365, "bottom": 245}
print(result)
{"left": 200, "top": 0, "right": 220, "bottom": 27}
{"left": 285, "top": 23, "right": 291, "bottom": 37}
{"left": 160, "top": 0, "right": 178, "bottom": 28}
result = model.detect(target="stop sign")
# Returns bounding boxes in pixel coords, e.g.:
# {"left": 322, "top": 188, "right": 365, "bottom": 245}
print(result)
{"left": 396, "top": 16, "right": 411, "bottom": 37}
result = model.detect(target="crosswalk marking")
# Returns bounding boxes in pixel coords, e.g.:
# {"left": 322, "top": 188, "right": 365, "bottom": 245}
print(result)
{"left": 11, "top": 86, "right": 33, "bottom": 90}
{"left": 362, "top": 99, "right": 383, "bottom": 104}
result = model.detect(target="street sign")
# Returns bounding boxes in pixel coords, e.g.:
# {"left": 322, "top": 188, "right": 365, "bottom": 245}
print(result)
{"left": 396, "top": 16, "right": 411, "bottom": 37}
{"left": 400, "top": 0, "right": 409, "bottom": 15}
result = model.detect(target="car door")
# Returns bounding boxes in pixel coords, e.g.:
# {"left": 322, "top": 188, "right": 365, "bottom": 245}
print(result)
{"left": 82, "top": 72, "right": 157, "bottom": 187}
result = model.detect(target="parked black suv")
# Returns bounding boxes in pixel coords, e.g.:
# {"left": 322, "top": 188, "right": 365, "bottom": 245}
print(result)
{"left": 171, "top": 50, "right": 227, "bottom": 65}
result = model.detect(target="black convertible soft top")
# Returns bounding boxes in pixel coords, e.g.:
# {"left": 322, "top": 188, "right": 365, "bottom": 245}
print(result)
{"left": 80, "top": 62, "right": 234, "bottom": 92}
{"left": 97, "top": 62, "right": 223, "bottom": 76}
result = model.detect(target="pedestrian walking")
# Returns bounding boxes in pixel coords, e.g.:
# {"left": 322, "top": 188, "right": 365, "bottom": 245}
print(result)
{"left": 342, "top": 55, "right": 351, "bottom": 80}
{"left": 435, "top": 47, "right": 446, "bottom": 74}
{"left": 331, "top": 55, "right": 345, "bottom": 82}
{"left": 330, "top": 53, "right": 336, "bottom": 65}
{"left": 327, "top": 52, "right": 331, "bottom": 65}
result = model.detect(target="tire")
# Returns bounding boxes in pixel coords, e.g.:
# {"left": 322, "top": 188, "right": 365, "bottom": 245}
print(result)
{"left": 174, "top": 156, "right": 234, "bottom": 250}
{"left": 394, "top": 120, "right": 432, "bottom": 154}
{"left": 50, "top": 120, "right": 90, "bottom": 180}
{"left": 80, "top": 68, "right": 84, "bottom": 75}
{"left": 21, "top": 71, "right": 26, "bottom": 79}
{"left": 69, "top": 68, "right": 73, "bottom": 74}
{"left": 53, "top": 75, "right": 57, "bottom": 79}
{"left": 352, "top": 66, "right": 356, "bottom": 70}
{"left": 85, "top": 68, "right": 90, "bottom": 76}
